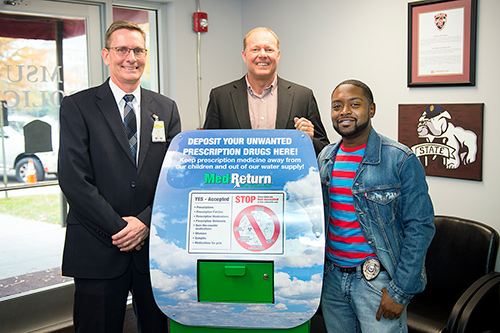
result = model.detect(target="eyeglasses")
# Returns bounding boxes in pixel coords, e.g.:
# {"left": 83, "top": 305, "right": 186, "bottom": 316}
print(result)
{"left": 106, "top": 47, "right": 147, "bottom": 57}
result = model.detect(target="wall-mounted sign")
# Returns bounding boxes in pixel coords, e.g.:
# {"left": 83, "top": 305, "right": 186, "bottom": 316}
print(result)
{"left": 150, "top": 129, "right": 325, "bottom": 329}
{"left": 398, "top": 103, "right": 483, "bottom": 181}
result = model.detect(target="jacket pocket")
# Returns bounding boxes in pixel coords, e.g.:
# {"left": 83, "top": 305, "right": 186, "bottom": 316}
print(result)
{"left": 365, "top": 188, "right": 400, "bottom": 226}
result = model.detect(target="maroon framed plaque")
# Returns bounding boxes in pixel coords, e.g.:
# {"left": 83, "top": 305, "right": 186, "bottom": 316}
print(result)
{"left": 408, "top": 0, "right": 478, "bottom": 87}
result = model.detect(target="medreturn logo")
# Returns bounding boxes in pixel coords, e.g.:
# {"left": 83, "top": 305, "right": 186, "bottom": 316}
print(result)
{"left": 204, "top": 173, "right": 272, "bottom": 188}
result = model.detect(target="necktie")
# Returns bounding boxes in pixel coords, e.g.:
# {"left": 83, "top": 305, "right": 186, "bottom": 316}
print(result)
{"left": 123, "top": 94, "right": 137, "bottom": 162}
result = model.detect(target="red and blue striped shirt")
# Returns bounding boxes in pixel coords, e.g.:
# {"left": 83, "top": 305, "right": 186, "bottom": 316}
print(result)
{"left": 326, "top": 143, "right": 377, "bottom": 267}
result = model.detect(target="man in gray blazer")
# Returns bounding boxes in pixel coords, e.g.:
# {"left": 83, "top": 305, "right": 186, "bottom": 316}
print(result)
{"left": 58, "top": 21, "right": 181, "bottom": 332}
{"left": 203, "top": 27, "right": 329, "bottom": 155}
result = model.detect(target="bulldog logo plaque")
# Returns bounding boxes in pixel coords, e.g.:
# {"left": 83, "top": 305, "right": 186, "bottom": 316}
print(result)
{"left": 398, "top": 103, "right": 483, "bottom": 181}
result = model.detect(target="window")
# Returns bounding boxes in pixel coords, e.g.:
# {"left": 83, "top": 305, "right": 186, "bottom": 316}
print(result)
{"left": 0, "top": 0, "right": 101, "bottom": 297}
{"left": 113, "top": 6, "right": 159, "bottom": 92}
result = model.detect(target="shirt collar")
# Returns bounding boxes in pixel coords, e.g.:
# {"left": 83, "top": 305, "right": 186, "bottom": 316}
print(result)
{"left": 245, "top": 74, "right": 278, "bottom": 97}
{"left": 108, "top": 78, "right": 141, "bottom": 106}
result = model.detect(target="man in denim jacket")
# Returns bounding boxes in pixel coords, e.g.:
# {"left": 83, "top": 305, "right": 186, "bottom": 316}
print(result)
{"left": 318, "top": 79, "right": 435, "bottom": 332}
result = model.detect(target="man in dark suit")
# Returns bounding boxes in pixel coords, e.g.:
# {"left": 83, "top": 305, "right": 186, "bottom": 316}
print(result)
{"left": 203, "top": 27, "right": 329, "bottom": 155}
{"left": 58, "top": 20, "right": 181, "bottom": 332}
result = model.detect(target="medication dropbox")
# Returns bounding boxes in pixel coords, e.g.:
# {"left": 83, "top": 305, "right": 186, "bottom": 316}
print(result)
{"left": 150, "top": 130, "right": 325, "bottom": 332}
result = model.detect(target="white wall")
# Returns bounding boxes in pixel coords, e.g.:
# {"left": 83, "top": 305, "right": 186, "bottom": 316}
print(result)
{"left": 240, "top": 0, "right": 500, "bottom": 269}
{"left": 159, "top": 0, "right": 243, "bottom": 131}
{"left": 136, "top": 0, "right": 500, "bottom": 268}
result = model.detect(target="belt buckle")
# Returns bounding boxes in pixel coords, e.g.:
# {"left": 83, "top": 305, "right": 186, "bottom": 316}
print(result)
{"left": 362, "top": 259, "right": 381, "bottom": 281}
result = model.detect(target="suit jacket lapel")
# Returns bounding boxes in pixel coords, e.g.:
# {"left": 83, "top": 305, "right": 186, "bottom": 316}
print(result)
{"left": 230, "top": 77, "right": 252, "bottom": 129}
{"left": 276, "top": 77, "right": 293, "bottom": 129}
{"left": 138, "top": 89, "right": 154, "bottom": 173}
{"left": 96, "top": 81, "right": 136, "bottom": 166}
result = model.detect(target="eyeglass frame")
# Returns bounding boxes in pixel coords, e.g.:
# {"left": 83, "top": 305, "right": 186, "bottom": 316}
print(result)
{"left": 106, "top": 46, "right": 148, "bottom": 57}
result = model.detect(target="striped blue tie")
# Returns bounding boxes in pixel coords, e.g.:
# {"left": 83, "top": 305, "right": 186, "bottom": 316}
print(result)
{"left": 123, "top": 94, "right": 137, "bottom": 163}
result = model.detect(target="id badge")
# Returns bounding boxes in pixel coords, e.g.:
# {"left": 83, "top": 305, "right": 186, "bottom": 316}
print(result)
{"left": 152, "top": 120, "right": 166, "bottom": 142}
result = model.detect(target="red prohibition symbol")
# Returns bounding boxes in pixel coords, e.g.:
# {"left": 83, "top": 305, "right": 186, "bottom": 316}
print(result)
{"left": 233, "top": 205, "right": 280, "bottom": 252}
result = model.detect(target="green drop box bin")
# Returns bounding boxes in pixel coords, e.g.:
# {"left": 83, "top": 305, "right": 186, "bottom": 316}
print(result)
{"left": 198, "top": 260, "right": 273, "bottom": 304}
{"left": 169, "top": 260, "right": 310, "bottom": 333}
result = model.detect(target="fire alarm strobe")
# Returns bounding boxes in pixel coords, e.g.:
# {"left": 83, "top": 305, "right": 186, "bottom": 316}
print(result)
{"left": 193, "top": 12, "right": 208, "bottom": 32}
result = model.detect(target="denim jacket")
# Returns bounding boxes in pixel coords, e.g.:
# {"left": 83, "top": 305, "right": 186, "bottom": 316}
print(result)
{"left": 318, "top": 129, "right": 435, "bottom": 306}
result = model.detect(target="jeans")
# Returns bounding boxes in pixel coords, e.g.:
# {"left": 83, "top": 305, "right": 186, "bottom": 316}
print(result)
{"left": 321, "top": 260, "right": 407, "bottom": 333}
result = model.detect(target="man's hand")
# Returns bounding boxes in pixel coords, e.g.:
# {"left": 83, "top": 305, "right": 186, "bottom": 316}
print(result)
{"left": 294, "top": 117, "right": 314, "bottom": 139}
{"left": 376, "top": 288, "right": 405, "bottom": 321}
{"left": 112, "top": 216, "right": 149, "bottom": 252}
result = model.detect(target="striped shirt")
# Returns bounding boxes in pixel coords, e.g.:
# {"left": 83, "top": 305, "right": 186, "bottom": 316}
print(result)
{"left": 326, "top": 143, "right": 377, "bottom": 267}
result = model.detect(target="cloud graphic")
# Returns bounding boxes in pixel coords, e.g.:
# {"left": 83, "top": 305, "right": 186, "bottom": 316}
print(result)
{"left": 151, "top": 211, "right": 187, "bottom": 229}
{"left": 151, "top": 269, "right": 196, "bottom": 295}
{"left": 275, "top": 271, "right": 322, "bottom": 306}
{"left": 151, "top": 211, "right": 167, "bottom": 229}
{"left": 283, "top": 167, "right": 324, "bottom": 237}
{"left": 150, "top": 225, "right": 196, "bottom": 273}
{"left": 276, "top": 238, "right": 324, "bottom": 269}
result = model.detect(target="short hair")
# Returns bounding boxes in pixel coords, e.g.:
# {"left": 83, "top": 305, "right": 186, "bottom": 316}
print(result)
{"left": 243, "top": 27, "right": 280, "bottom": 51}
{"left": 332, "top": 79, "right": 374, "bottom": 105}
{"left": 104, "top": 20, "right": 146, "bottom": 48}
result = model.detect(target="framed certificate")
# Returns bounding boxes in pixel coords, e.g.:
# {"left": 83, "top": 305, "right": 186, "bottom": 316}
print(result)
{"left": 408, "top": 0, "right": 478, "bottom": 87}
